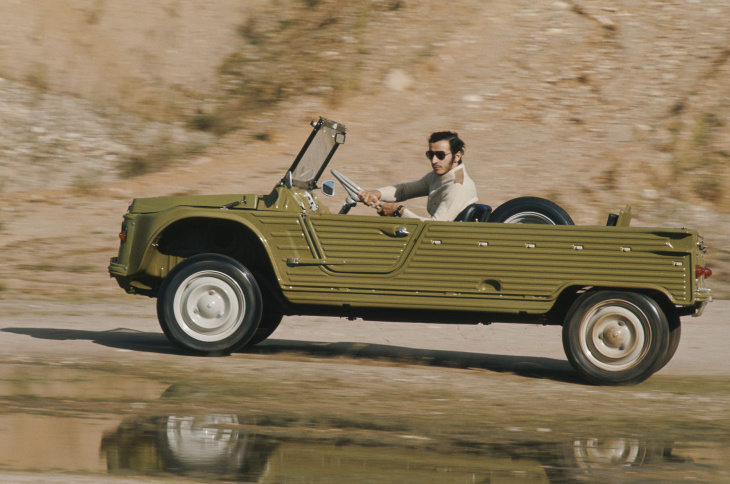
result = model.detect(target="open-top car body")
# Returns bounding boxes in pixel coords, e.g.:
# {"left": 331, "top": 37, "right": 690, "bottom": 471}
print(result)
{"left": 110, "top": 117, "right": 712, "bottom": 385}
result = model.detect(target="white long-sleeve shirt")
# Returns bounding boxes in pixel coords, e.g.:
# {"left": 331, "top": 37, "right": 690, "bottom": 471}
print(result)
{"left": 378, "top": 164, "right": 478, "bottom": 221}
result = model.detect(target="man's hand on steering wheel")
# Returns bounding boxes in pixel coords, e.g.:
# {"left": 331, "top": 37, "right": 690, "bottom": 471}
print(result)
{"left": 358, "top": 190, "right": 403, "bottom": 217}
{"left": 358, "top": 190, "right": 381, "bottom": 207}
{"left": 376, "top": 202, "right": 402, "bottom": 217}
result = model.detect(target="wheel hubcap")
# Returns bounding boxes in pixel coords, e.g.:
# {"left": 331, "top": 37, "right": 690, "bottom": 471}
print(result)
{"left": 600, "top": 321, "right": 628, "bottom": 350}
{"left": 173, "top": 271, "right": 245, "bottom": 342}
{"left": 580, "top": 301, "right": 649, "bottom": 371}
{"left": 195, "top": 290, "right": 225, "bottom": 319}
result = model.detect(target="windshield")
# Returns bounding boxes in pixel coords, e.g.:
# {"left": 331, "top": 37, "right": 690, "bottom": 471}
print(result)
{"left": 285, "top": 118, "right": 346, "bottom": 190}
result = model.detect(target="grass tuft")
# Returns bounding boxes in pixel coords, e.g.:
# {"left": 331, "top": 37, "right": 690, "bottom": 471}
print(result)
{"left": 668, "top": 109, "right": 729, "bottom": 208}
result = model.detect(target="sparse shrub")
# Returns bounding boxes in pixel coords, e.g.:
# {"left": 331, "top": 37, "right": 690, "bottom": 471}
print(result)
{"left": 189, "top": 112, "right": 224, "bottom": 133}
{"left": 694, "top": 176, "right": 723, "bottom": 203}
{"left": 668, "top": 108, "right": 729, "bottom": 206}
{"left": 253, "top": 131, "right": 271, "bottom": 142}
{"left": 118, "top": 142, "right": 205, "bottom": 179}
{"left": 26, "top": 63, "right": 49, "bottom": 91}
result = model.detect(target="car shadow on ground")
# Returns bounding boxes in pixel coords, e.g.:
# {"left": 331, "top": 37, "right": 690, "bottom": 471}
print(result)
{"left": 2, "top": 327, "right": 582, "bottom": 384}
{"left": 247, "top": 339, "right": 583, "bottom": 384}
{"left": 1, "top": 327, "right": 177, "bottom": 355}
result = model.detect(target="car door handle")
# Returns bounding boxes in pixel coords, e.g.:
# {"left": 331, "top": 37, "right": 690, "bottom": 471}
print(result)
{"left": 395, "top": 227, "right": 410, "bottom": 237}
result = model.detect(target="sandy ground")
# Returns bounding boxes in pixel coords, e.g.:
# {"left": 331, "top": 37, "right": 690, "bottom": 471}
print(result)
{"left": 0, "top": 298, "right": 727, "bottom": 377}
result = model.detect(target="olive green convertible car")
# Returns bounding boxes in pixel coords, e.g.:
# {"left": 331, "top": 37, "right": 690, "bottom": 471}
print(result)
{"left": 109, "top": 118, "right": 713, "bottom": 385}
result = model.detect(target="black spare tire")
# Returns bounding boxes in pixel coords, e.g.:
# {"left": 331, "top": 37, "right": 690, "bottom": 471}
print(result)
{"left": 491, "top": 196, "right": 574, "bottom": 225}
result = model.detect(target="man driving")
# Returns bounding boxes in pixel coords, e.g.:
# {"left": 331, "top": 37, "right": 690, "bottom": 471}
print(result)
{"left": 358, "top": 131, "right": 478, "bottom": 221}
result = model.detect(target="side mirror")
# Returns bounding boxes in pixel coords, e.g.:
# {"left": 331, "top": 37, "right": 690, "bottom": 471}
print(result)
{"left": 321, "top": 180, "right": 335, "bottom": 197}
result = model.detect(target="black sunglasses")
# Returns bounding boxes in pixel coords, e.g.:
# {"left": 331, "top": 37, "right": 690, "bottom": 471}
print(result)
{"left": 426, "top": 150, "right": 452, "bottom": 161}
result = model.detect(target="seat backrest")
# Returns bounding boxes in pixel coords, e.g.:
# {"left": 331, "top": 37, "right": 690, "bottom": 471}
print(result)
{"left": 606, "top": 205, "right": 632, "bottom": 227}
{"left": 455, "top": 203, "right": 492, "bottom": 222}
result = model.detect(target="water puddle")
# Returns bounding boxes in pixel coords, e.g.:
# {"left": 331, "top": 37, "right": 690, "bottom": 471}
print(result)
{"left": 98, "top": 416, "right": 728, "bottom": 483}
{"left": 0, "top": 411, "right": 725, "bottom": 483}
{"left": 0, "top": 364, "right": 727, "bottom": 482}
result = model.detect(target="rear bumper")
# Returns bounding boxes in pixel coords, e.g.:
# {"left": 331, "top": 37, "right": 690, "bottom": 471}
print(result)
{"left": 108, "top": 257, "right": 128, "bottom": 278}
{"left": 681, "top": 288, "right": 712, "bottom": 317}
{"left": 109, "top": 256, "right": 156, "bottom": 296}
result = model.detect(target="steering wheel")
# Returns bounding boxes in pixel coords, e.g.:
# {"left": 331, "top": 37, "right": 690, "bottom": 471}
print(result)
{"left": 331, "top": 169, "right": 367, "bottom": 214}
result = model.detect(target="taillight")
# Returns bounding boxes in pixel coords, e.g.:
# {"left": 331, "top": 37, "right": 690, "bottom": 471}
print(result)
{"left": 119, "top": 224, "right": 127, "bottom": 243}
{"left": 696, "top": 265, "right": 712, "bottom": 279}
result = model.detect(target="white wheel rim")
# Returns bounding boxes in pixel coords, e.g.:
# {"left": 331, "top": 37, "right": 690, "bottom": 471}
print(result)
{"left": 165, "top": 415, "right": 241, "bottom": 466}
{"left": 173, "top": 270, "right": 245, "bottom": 342}
{"left": 503, "top": 212, "right": 556, "bottom": 224}
{"left": 579, "top": 300, "right": 649, "bottom": 371}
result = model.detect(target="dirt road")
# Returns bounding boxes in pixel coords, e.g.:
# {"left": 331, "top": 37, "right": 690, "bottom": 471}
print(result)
{"left": 1, "top": 297, "right": 726, "bottom": 376}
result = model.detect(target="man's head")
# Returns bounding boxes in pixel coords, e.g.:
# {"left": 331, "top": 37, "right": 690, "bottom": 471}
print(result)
{"left": 426, "top": 131, "right": 465, "bottom": 176}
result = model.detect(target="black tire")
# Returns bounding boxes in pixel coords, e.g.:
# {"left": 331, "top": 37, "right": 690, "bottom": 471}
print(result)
{"left": 656, "top": 316, "right": 681, "bottom": 372}
{"left": 157, "top": 254, "right": 262, "bottom": 355}
{"left": 246, "top": 308, "right": 283, "bottom": 347}
{"left": 491, "top": 196, "right": 574, "bottom": 225}
{"left": 562, "top": 291, "right": 669, "bottom": 385}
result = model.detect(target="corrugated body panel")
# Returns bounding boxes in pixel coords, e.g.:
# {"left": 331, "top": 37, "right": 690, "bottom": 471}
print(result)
{"left": 404, "top": 224, "right": 690, "bottom": 302}
{"left": 308, "top": 217, "right": 418, "bottom": 272}
{"left": 280, "top": 287, "right": 554, "bottom": 313}
{"left": 248, "top": 212, "right": 322, "bottom": 283}
{"left": 249, "top": 213, "right": 695, "bottom": 311}
{"left": 252, "top": 213, "right": 309, "bottom": 252}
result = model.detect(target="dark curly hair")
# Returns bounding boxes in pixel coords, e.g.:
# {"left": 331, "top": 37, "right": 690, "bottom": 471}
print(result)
{"left": 428, "top": 131, "right": 465, "bottom": 160}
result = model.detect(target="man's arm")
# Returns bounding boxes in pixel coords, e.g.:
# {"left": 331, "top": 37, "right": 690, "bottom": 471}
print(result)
{"left": 399, "top": 172, "right": 479, "bottom": 221}
{"left": 359, "top": 174, "right": 431, "bottom": 215}
{"left": 379, "top": 174, "right": 431, "bottom": 203}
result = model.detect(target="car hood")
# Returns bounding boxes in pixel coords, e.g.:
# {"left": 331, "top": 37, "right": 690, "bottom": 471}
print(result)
{"left": 128, "top": 194, "right": 246, "bottom": 214}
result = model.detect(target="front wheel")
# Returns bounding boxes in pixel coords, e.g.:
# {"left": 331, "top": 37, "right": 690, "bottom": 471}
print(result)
{"left": 562, "top": 291, "right": 669, "bottom": 385}
{"left": 157, "top": 254, "right": 262, "bottom": 355}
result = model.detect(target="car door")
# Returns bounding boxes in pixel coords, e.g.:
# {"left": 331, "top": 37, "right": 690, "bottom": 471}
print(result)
{"left": 302, "top": 214, "right": 423, "bottom": 274}
{"left": 393, "top": 221, "right": 501, "bottom": 296}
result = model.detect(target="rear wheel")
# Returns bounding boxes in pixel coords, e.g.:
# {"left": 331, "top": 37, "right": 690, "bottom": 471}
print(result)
{"left": 491, "top": 196, "right": 574, "bottom": 225}
{"left": 656, "top": 315, "right": 681, "bottom": 371}
{"left": 562, "top": 291, "right": 669, "bottom": 385}
{"left": 157, "top": 254, "right": 262, "bottom": 355}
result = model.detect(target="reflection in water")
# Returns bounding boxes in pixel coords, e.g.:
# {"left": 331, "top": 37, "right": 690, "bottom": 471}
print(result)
{"left": 165, "top": 415, "right": 241, "bottom": 467}
{"left": 571, "top": 438, "right": 645, "bottom": 469}
{"left": 101, "top": 414, "right": 276, "bottom": 481}
{"left": 0, "top": 367, "right": 724, "bottom": 482}
{"left": 100, "top": 414, "right": 700, "bottom": 483}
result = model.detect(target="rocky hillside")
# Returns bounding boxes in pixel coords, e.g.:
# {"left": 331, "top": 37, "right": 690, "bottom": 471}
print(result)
{"left": 0, "top": 0, "right": 728, "bottom": 297}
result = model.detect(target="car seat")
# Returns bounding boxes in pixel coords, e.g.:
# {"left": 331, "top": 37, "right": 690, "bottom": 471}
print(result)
{"left": 454, "top": 204, "right": 492, "bottom": 222}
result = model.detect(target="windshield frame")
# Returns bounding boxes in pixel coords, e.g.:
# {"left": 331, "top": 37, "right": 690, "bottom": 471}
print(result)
{"left": 282, "top": 117, "right": 346, "bottom": 191}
